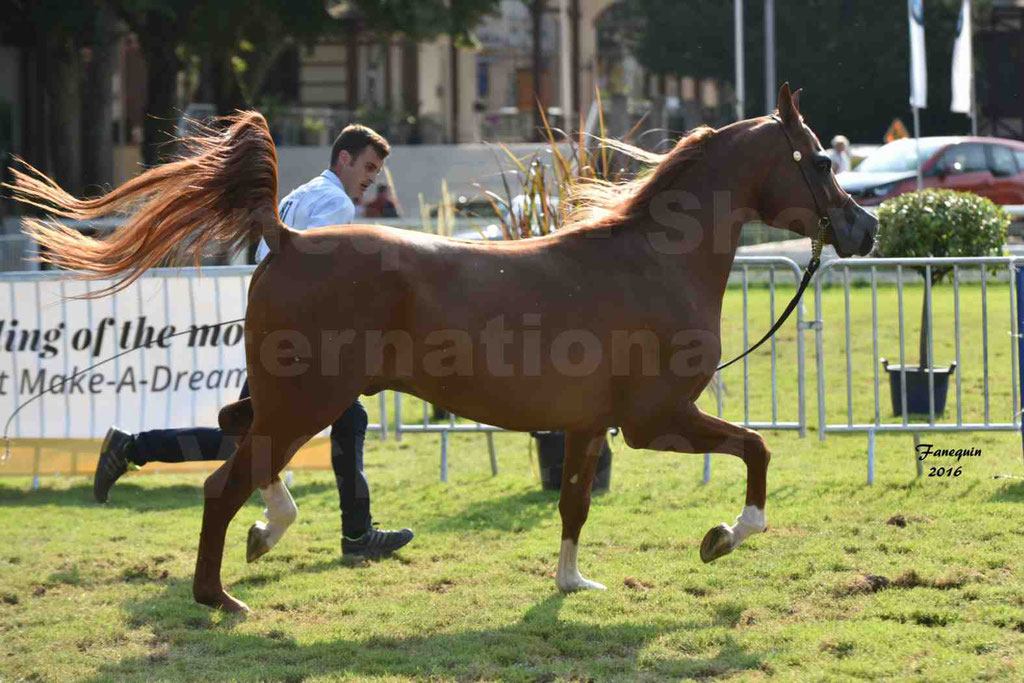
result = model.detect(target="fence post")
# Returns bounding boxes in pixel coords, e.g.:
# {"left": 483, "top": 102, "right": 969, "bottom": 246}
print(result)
{"left": 440, "top": 430, "right": 449, "bottom": 483}
{"left": 913, "top": 432, "right": 923, "bottom": 477}
{"left": 487, "top": 433, "right": 498, "bottom": 476}
{"left": 1017, "top": 264, "right": 1024, "bottom": 461}
{"left": 867, "top": 429, "right": 875, "bottom": 485}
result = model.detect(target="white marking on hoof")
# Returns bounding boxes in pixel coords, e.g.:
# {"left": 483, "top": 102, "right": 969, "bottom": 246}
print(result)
{"left": 555, "top": 539, "right": 606, "bottom": 592}
{"left": 247, "top": 480, "right": 297, "bottom": 562}
{"left": 732, "top": 505, "right": 766, "bottom": 546}
{"left": 700, "top": 506, "right": 766, "bottom": 563}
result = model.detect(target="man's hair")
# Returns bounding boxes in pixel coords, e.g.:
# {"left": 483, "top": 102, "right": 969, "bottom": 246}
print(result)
{"left": 330, "top": 124, "right": 390, "bottom": 167}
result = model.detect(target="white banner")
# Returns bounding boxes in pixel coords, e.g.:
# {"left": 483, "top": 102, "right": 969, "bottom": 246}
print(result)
{"left": 951, "top": 0, "right": 973, "bottom": 114}
{"left": 909, "top": 0, "right": 927, "bottom": 109}
{"left": 0, "top": 268, "right": 251, "bottom": 438}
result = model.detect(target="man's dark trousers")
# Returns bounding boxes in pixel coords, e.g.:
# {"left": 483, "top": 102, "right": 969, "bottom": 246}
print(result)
{"left": 131, "top": 381, "right": 372, "bottom": 537}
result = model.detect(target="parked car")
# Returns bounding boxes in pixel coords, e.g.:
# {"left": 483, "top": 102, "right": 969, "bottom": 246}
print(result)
{"left": 838, "top": 136, "right": 1024, "bottom": 206}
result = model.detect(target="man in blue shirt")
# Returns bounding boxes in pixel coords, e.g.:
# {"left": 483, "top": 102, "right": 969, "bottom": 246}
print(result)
{"left": 94, "top": 125, "right": 414, "bottom": 561}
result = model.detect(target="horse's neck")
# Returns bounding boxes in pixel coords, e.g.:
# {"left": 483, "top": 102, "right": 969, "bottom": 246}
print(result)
{"left": 631, "top": 166, "right": 758, "bottom": 300}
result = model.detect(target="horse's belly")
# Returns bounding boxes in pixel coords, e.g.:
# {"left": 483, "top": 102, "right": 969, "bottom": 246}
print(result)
{"left": 399, "top": 375, "right": 613, "bottom": 432}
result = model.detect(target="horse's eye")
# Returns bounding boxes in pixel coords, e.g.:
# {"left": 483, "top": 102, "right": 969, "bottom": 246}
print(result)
{"left": 815, "top": 155, "right": 833, "bottom": 172}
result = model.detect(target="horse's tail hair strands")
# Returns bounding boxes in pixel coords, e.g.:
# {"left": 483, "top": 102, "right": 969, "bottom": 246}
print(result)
{"left": 3, "top": 111, "right": 282, "bottom": 298}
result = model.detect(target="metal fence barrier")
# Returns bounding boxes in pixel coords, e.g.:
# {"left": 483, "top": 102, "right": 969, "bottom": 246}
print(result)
{"left": 812, "top": 256, "right": 1020, "bottom": 482}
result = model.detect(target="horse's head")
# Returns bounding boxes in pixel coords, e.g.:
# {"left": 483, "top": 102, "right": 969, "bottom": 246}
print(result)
{"left": 760, "top": 83, "right": 877, "bottom": 257}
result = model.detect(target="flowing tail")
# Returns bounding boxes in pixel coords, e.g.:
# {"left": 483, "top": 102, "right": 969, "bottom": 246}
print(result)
{"left": 3, "top": 111, "right": 283, "bottom": 297}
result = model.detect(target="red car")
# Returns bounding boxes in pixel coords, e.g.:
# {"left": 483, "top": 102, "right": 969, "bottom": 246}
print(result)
{"left": 838, "top": 136, "right": 1024, "bottom": 206}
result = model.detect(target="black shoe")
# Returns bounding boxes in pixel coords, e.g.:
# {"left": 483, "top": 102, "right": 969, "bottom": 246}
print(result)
{"left": 341, "top": 525, "right": 414, "bottom": 559}
{"left": 94, "top": 427, "right": 134, "bottom": 503}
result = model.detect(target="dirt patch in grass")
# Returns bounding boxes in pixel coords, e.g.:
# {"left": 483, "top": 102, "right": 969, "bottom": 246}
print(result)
{"left": 886, "top": 514, "right": 907, "bottom": 528}
{"left": 834, "top": 573, "right": 890, "bottom": 596}
{"left": 426, "top": 578, "right": 456, "bottom": 593}
{"left": 623, "top": 577, "right": 652, "bottom": 591}
{"left": 893, "top": 570, "right": 924, "bottom": 588}
{"left": 880, "top": 610, "right": 954, "bottom": 627}
{"left": 121, "top": 563, "right": 168, "bottom": 583}
{"left": 820, "top": 636, "right": 855, "bottom": 659}
{"left": 836, "top": 568, "right": 981, "bottom": 597}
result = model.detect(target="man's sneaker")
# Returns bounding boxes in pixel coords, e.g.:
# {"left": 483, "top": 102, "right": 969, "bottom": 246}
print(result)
{"left": 94, "top": 427, "right": 134, "bottom": 503}
{"left": 342, "top": 525, "right": 414, "bottom": 559}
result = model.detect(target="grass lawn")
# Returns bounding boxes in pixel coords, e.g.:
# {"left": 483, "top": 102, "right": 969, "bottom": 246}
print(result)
{"left": 2, "top": 279, "right": 1024, "bottom": 681}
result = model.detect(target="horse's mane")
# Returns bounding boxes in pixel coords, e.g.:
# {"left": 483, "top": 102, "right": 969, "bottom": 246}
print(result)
{"left": 563, "top": 125, "right": 717, "bottom": 233}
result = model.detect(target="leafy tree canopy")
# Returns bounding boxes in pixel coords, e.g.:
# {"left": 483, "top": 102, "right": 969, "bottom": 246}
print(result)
{"left": 626, "top": 0, "right": 996, "bottom": 142}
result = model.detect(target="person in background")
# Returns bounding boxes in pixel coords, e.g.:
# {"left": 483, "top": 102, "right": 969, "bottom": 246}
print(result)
{"left": 363, "top": 184, "right": 399, "bottom": 219}
{"left": 94, "top": 124, "right": 415, "bottom": 561}
{"left": 828, "top": 134, "right": 852, "bottom": 173}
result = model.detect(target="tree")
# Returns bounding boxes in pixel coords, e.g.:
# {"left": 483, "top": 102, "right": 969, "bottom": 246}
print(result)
{"left": 628, "top": 0, "right": 996, "bottom": 141}
{"left": 1, "top": 0, "right": 103, "bottom": 193}
{"left": 110, "top": 0, "right": 349, "bottom": 163}
{"left": 108, "top": 0, "right": 197, "bottom": 166}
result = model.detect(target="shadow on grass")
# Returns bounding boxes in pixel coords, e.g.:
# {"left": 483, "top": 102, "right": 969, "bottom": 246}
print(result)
{"left": 423, "top": 488, "right": 561, "bottom": 534}
{"left": 991, "top": 480, "right": 1024, "bottom": 503}
{"left": 88, "top": 582, "right": 765, "bottom": 681}
{"left": 0, "top": 479, "right": 338, "bottom": 510}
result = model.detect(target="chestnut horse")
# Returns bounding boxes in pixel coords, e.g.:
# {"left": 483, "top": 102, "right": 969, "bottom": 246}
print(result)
{"left": 9, "top": 84, "right": 876, "bottom": 612}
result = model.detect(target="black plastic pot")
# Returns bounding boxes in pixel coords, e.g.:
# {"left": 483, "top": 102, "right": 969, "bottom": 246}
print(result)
{"left": 532, "top": 431, "right": 613, "bottom": 492}
{"left": 881, "top": 359, "right": 957, "bottom": 416}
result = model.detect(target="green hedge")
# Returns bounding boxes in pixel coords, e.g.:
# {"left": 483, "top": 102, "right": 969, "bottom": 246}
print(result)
{"left": 875, "top": 189, "right": 1008, "bottom": 276}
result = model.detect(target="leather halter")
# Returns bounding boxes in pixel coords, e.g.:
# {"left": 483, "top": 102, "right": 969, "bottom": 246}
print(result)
{"left": 715, "top": 115, "right": 831, "bottom": 372}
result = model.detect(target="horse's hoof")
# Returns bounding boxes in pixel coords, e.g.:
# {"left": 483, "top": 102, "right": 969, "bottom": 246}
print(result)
{"left": 555, "top": 574, "right": 607, "bottom": 593}
{"left": 194, "top": 587, "right": 250, "bottom": 613}
{"left": 700, "top": 523, "right": 735, "bottom": 563}
{"left": 246, "top": 521, "right": 271, "bottom": 563}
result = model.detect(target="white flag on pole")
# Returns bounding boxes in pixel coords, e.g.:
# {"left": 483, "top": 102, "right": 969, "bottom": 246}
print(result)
{"left": 908, "top": 0, "right": 927, "bottom": 109}
{"left": 951, "top": 0, "right": 972, "bottom": 114}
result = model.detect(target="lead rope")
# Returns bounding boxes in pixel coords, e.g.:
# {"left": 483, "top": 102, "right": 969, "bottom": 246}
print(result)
{"left": 716, "top": 221, "right": 826, "bottom": 371}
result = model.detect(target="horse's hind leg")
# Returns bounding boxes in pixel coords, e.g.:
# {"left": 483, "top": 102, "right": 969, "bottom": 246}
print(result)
{"left": 245, "top": 478, "right": 297, "bottom": 563}
{"left": 217, "top": 398, "right": 297, "bottom": 563}
{"left": 555, "top": 429, "right": 608, "bottom": 592}
{"left": 632, "top": 403, "right": 770, "bottom": 564}
{"left": 192, "top": 419, "right": 315, "bottom": 612}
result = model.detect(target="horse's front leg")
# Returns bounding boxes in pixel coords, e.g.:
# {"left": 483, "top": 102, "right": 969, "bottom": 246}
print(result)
{"left": 631, "top": 403, "right": 769, "bottom": 563}
{"left": 555, "top": 429, "right": 608, "bottom": 592}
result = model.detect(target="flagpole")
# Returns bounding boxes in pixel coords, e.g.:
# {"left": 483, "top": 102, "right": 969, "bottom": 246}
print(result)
{"left": 971, "top": 69, "right": 978, "bottom": 136}
{"left": 969, "top": 0, "right": 978, "bottom": 136}
{"left": 913, "top": 106, "right": 923, "bottom": 191}
{"left": 765, "top": 0, "right": 776, "bottom": 115}
{"left": 735, "top": 0, "right": 745, "bottom": 122}
{"left": 908, "top": 0, "right": 925, "bottom": 190}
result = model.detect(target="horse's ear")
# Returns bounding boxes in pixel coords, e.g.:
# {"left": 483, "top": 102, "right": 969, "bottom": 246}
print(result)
{"left": 792, "top": 88, "right": 803, "bottom": 112}
{"left": 778, "top": 82, "right": 797, "bottom": 124}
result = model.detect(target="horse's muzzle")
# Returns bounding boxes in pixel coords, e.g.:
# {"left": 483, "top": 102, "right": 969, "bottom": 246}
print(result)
{"left": 829, "top": 202, "right": 878, "bottom": 257}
